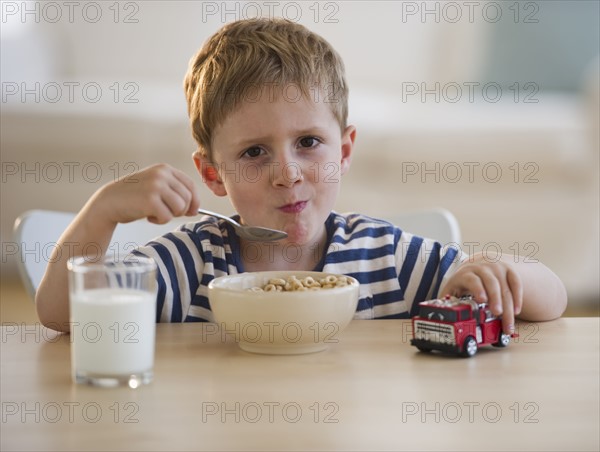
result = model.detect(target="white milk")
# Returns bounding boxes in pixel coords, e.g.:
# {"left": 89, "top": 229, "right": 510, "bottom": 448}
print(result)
{"left": 71, "top": 288, "right": 156, "bottom": 375}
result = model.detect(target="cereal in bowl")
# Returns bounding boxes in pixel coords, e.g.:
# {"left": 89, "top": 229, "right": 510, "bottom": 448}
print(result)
{"left": 249, "top": 275, "right": 350, "bottom": 292}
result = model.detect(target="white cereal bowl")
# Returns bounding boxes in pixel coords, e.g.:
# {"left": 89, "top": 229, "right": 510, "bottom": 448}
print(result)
{"left": 208, "top": 271, "right": 360, "bottom": 355}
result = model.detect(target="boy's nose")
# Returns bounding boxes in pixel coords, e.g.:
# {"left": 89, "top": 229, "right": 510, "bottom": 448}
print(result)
{"left": 271, "top": 161, "right": 304, "bottom": 188}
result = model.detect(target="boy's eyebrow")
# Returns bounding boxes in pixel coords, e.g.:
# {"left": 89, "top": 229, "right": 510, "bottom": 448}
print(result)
{"left": 234, "top": 127, "right": 331, "bottom": 147}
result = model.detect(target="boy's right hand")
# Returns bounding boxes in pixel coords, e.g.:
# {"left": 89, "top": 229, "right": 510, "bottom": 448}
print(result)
{"left": 93, "top": 163, "right": 201, "bottom": 225}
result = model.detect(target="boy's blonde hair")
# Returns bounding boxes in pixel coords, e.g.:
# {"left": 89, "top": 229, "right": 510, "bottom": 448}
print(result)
{"left": 183, "top": 18, "right": 348, "bottom": 161}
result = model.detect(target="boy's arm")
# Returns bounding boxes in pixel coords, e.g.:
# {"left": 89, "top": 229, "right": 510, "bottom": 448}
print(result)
{"left": 440, "top": 252, "right": 567, "bottom": 334}
{"left": 35, "top": 164, "right": 200, "bottom": 332}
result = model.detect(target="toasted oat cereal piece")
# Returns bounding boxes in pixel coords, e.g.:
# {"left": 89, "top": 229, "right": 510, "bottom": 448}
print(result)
{"left": 264, "top": 284, "right": 278, "bottom": 292}
{"left": 269, "top": 278, "right": 286, "bottom": 286}
{"left": 302, "top": 276, "right": 317, "bottom": 287}
{"left": 301, "top": 279, "right": 316, "bottom": 289}
{"left": 291, "top": 280, "right": 304, "bottom": 290}
{"left": 248, "top": 286, "right": 263, "bottom": 292}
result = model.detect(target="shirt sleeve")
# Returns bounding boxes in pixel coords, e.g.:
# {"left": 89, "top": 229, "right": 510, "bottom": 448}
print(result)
{"left": 132, "top": 228, "right": 207, "bottom": 323}
{"left": 395, "top": 231, "right": 469, "bottom": 316}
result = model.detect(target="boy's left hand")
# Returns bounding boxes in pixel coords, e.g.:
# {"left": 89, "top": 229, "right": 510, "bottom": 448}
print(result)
{"left": 440, "top": 256, "right": 523, "bottom": 334}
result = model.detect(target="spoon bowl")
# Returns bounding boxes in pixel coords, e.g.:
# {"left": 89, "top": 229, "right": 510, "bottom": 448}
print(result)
{"left": 198, "top": 209, "right": 288, "bottom": 242}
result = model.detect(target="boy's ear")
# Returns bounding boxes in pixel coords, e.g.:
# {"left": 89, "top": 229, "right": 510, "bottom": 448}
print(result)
{"left": 340, "top": 125, "right": 356, "bottom": 175}
{"left": 192, "top": 151, "right": 228, "bottom": 197}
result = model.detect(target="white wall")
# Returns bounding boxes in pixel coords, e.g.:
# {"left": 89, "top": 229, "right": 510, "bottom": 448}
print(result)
{"left": 2, "top": 1, "right": 598, "bottom": 304}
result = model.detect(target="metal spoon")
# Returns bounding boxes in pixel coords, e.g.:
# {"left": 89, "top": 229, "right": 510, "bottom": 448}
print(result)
{"left": 197, "top": 209, "right": 288, "bottom": 242}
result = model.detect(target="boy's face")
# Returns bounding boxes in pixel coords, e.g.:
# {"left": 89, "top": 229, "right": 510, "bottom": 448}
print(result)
{"left": 199, "top": 87, "right": 355, "bottom": 246}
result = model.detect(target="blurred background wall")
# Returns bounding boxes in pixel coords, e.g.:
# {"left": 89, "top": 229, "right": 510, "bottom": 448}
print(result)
{"left": 2, "top": 1, "right": 599, "bottom": 312}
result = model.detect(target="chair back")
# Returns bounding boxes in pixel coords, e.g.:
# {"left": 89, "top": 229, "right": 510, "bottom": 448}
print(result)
{"left": 382, "top": 208, "right": 461, "bottom": 245}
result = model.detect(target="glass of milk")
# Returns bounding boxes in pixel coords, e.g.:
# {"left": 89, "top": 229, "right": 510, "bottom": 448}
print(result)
{"left": 68, "top": 254, "right": 157, "bottom": 388}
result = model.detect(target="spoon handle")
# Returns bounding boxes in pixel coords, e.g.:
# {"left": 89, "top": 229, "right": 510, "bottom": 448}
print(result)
{"left": 197, "top": 209, "right": 240, "bottom": 226}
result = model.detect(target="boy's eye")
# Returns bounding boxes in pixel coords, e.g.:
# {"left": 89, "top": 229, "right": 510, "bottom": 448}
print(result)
{"left": 243, "top": 147, "right": 263, "bottom": 158}
{"left": 299, "top": 137, "right": 319, "bottom": 148}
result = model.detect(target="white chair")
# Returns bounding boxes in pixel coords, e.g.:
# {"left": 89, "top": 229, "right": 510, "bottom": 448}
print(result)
{"left": 13, "top": 208, "right": 461, "bottom": 301}
{"left": 382, "top": 208, "right": 461, "bottom": 246}
{"left": 12, "top": 209, "right": 180, "bottom": 301}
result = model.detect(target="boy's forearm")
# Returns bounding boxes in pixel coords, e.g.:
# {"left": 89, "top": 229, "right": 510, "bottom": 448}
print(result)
{"left": 35, "top": 192, "right": 118, "bottom": 332}
{"left": 470, "top": 252, "right": 567, "bottom": 321}
{"left": 512, "top": 258, "right": 567, "bottom": 321}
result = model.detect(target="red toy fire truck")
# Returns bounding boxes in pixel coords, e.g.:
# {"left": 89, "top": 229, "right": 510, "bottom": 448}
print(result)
{"left": 410, "top": 295, "right": 517, "bottom": 357}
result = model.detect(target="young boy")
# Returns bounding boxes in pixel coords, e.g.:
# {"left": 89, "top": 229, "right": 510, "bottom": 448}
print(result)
{"left": 36, "top": 18, "right": 567, "bottom": 333}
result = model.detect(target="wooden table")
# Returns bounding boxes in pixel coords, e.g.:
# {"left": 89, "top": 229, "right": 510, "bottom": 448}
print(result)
{"left": 2, "top": 319, "right": 598, "bottom": 451}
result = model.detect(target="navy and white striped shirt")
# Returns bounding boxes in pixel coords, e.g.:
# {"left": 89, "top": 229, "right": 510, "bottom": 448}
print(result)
{"left": 134, "top": 212, "right": 467, "bottom": 322}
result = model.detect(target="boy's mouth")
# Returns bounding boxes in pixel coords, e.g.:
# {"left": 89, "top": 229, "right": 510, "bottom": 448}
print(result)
{"left": 278, "top": 201, "right": 307, "bottom": 214}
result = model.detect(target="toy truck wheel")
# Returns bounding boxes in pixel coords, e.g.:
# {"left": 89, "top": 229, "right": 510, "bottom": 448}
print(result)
{"left": 416, "top": 346, "right": 432, "bottom": 353}
{"left": 493, "top": 333, "right": 511, "bottom": 348}
{"left": 461, "top": 336, "right": 478, "bottom": 357}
